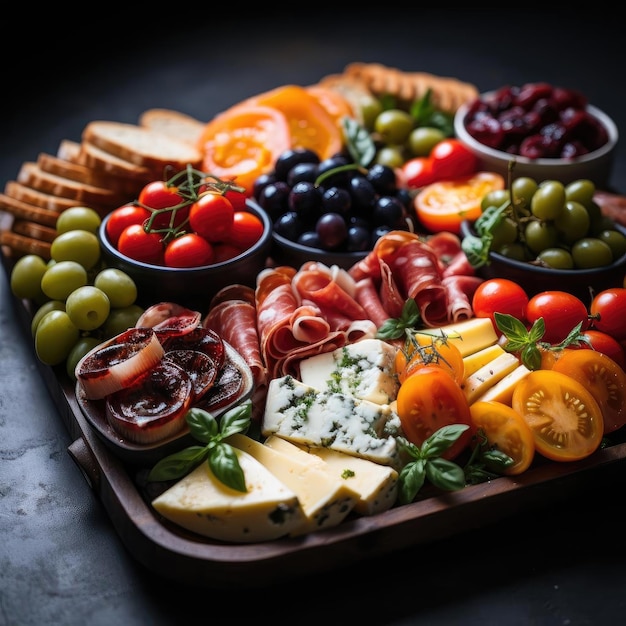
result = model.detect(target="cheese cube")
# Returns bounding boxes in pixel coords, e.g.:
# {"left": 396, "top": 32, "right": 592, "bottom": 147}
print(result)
{"left": 262, "top": 375, "right": 401, "bottom": 467}
{"left": 151, "top": 455, "right": 304, "bottom": 543}
{"left": 228, "top": 433, "right": 359, "bottom": 535}
{"left": 461, "top": 352, "right": 520, "bottom": 404}
{"left": 298, "top": 338, "right": 399, "bottom": 405}
{"left": 264, "top": 435, "right": 399, "bottom": 515}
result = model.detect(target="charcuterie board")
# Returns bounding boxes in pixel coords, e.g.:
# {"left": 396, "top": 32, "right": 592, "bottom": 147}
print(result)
{"left": 5, "top": 252, "right": 626, "bottom": 589}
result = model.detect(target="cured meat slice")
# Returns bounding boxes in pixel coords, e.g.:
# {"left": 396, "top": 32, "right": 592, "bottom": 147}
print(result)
{"left": 209, "top": 284, "right": 256, "bottom": 309}
{"left": 354, "top": 277, "right": 390, "bottom": 328}
{"left": 442, "top": 275, "right": 483, "bottom": 322}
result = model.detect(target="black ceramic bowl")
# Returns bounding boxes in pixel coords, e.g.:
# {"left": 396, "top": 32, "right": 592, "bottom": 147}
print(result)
{"left": 460, "top": 220, "right": 626, "bottom": 301}
{"left": 98, "top": 199, "right": 272, "bottom": 311}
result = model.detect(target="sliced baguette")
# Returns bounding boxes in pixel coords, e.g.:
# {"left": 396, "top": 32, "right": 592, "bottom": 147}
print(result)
{"left": 138, "top": 108, "right": 206, "bottom": 145}
{"left": 12, "top": 219, "right": 57, "bottom": 243}
{"left": 77, "top": 140, "right": 153, "bottom": 185}
{"left": 82, "top": 120, "right": 203, "bottom": 175}
{"left": 5, "top": 181, "right": 89, "bottom": 213}
{"left": 0, "top": 229, "right": 52, "bottom": 259}
{"left": 0, "top": 192, "right": 61, "bottom": 227}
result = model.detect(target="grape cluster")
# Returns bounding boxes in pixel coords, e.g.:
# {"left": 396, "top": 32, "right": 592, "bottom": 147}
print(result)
{"left": 9, "top": 207, "right": 144, "bottom": 376}
{"left": 253, "top": 148, "right": 417, "bottom": 253}
{"left": 478, "top": 177, "right": 626, "bottom": 269}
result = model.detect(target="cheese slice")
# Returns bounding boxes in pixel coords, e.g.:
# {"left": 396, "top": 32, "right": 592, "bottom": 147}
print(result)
{"left": 461, "top": 352, "right": 520, "bottom": 404}
{"left": 462, "top": 343, "right": 506, "bottom": 379}
{"left": 263, "top": 435, "right": 399, "bottom": 516}
{"left": 475, "top": 364, "right": 531, "bottom": 405}
{"left": 418, "top": 317, "right": 498, "bottom": 357}
{"left": 298, "top": 338, "right": 399, "bottom": 405}
{"left": 151, "top": 455, "right": 304, "bottom": 543}
{"left": 262, "top": 375, "right": 401, "bottom": 467}
{"left": 228, "top": 433, "right": 359, "bottom": 536}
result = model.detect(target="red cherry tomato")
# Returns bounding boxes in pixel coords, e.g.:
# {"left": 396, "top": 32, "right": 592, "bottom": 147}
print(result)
{"left": 212, "top": 243, "right": 244, "bottom": 263}
{"left": 471, "top": 278, "right": 529, "bottom": 330}
{"left": 164, "top": 233, "right": 214, "bottom": 268}
{"left": 189, "top": 193, "right": 234, "bottom": 243}
{"left": 224, "top": 211, "right": 265, "bottom": 248}
{"left": 401, "top": 156, "right": 436, "bottom": 189}
{"left": 576, "top": 329, "right": 626, "bottom": 369}
{"left": 117, "top": 224, "right": 164, "bottom": 265}
{"left": 138, "top": 180, "right": 188, "bottom": 229}
{"left": 105, "top": 204, "right": 151, "bottom": 247}
{"left": 590, "top": 287, "right": 626, "bottom": 341}
{"left": 429, "top": 138, "right": 478, "bottom": 180}
{"left": 526, "top": 291, "right": 590, "bottom": 344}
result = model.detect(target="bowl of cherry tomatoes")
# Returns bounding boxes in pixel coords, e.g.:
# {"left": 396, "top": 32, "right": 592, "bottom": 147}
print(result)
{"left": 454, "top": 83, "right": 618, "bottom": 187}
{"left": 98, "top": 180, "right": 273, "bottom": 311}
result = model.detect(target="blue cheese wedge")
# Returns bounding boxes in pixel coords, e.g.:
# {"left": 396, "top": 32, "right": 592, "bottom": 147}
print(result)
{"left": 151, "top": 455, "right": 304, "bottom": 543}
{"left": 264, "top": 435, "right": 399, "bottom": 516}
{"left": 262, "top": 375, "right": 401, "bottom": 467}
{"left": 228, "top": 433, "right": 359, "bottom": 535}
{"left": 298, "top": 338, "right": 399, "bottom": 405}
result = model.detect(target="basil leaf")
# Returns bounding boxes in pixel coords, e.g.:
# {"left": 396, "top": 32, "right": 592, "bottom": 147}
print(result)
{"left": 147, "top": 446, "right": 207, "bottom": 482}
{"left": 398, "top": 458, "right": 427, "bottom": 505}
{"left": 186, "top": 407, "right": 219, "bottom": 443}
{"left": 341, "top": 117, "right": 376, "bottom": 167}
{"left": 425, "top": 457, "right": 467, "bottom": 491}
{"left": 209, "top": 443, "right": 247, "bottom": 493}
{"left": 421, "top": 424, "right": 469, "bottom": 458}
{"left": 220, "top": 401, "right": 252, "bottom": 438}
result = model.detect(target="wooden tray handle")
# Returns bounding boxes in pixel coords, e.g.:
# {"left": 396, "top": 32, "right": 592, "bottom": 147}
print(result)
{"left": 68, "top": 438, "right": 101, "bottom": 491}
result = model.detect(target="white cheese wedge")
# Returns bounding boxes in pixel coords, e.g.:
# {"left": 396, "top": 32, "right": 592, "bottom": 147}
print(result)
{"left": 263, "top": 435, "right": 399, "bottom": 516}
{"left": 461, "top": 352, "right": 520, "bottom": 404}
{"left": 151, "top": 455, "right": 304, "bottom": 543}
{"left": 475, "top": 364, "right": 532, "bottom": 405}
{"left": 227, "top": 433, "right": 359, "bottom": 535}
{"left": 262, "top": 375, "right": 401, "bottom": 467}
{"left": 462, "top": 343, "right": 506, "bottom": 379}
{"left": 418, "top": 317, "right": 498, "bottom": 357}
{"left": 298, "top": 338, "right": 399, "bottom": 405}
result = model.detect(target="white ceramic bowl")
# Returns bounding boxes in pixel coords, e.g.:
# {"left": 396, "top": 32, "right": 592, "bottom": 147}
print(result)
{"left": 454, "top": 92, "right": 618, "bottom": 188}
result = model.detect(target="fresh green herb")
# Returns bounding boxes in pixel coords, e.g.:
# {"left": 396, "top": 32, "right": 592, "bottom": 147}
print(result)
{"left": 463, "top": 428, "right": 515, "bottom": 485}
{"left": 147, "top": 400, "right": 252, "bottom": 492}
{"left": 494, "top": 312, "right": 591, "bottom": 370}
{"left": 340, "top": 117, "right": 377, "bottom": 168}
{"left": 376, "top": 298, "right": 421, "bottom": 340}
{"left": 396, "top": 425, "right": 469, "bottom": 504}
{"left": 342, "top": 469, "right": 356, "bottom": 480}
{"left": 409, "top": 89, "right": 454, "bottom": 136}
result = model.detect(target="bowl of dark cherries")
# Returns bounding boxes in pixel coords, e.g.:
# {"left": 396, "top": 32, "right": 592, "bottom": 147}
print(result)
{"left": 251, "top": 148, "right": 418, "bottom": 271}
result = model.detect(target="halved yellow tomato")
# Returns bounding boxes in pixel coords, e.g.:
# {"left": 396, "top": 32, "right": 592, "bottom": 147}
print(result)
{"left": 414, "top": 171, "right": 505, "bottom": 234}
{"left": 511, "top": 370, "right": 604, "bottom": 462}
{"left": 306, "top": 85, "right": 355, "bottom": 127}
{"left": 469, "top": 400, "right": 535, "bottom": 475}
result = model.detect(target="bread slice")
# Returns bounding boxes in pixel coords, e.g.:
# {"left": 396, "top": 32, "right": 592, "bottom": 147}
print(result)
{"left": 77, "top": 140, "right": 153, "bottom": 184}
{"left": 12, "top": 219, "right": 57, "bottom": 243}
{"left": 82, "top": 120, "right": 203, "bottom": 176}
{"left": 0, "top": 229, "right": 52, "bottom": 259}
{"left": 5, "top": 181, "right": 89, "bottom": 212}
{"left": 138, "top": 108, "right": 206, "bottom": 145}
{"left": 0, "top": 192, "right": 61, "bottom": 227}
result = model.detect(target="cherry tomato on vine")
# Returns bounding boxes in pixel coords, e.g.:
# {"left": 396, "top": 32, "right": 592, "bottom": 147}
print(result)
{"left": 138, "top": 180, "right": 188, "bottom": 229}
{"left": 105, "top": 204, "right": 151, "bottom": 247}
{"left": 224, "top": 211, "right": 265, "bottom": 248}
{"left": 117, "top": 224, "right": 164, "bottom": 265}
{"left": 526, "top": 290, "right": 590, "bottom": 344}
{"left": 472, "top": 278, "right": 529, "bottom": 330}
{"left": 590, "top": 287, "right": 626, "bottom": 341}
{"left": 164, "top": 233, "right": 214, "bottom": 268}
{"left": 395, "top": 334, "right": 465, "bottom": 385}
{"left": 400, "top": 156, "right": 436, "bottom": 189}
{"left": 512, "top": 369, "right": 603, "bottom": 461}
{"left": 469, "top": 401, "right": 535, "bottom": 475}
{"left": 429, "top": 138, "right": 478, "bottom": 180}
{"left": 576, "top": 329, "right": 626, "bottom": 369}
{"left": 189, "top": 193, "right": 234, "bottom": 242}
{"left": 395, "top": 365, "right": 473, "bottom": 461}
{"left": 552, "top": 349, "right": 626, "bottom": 435}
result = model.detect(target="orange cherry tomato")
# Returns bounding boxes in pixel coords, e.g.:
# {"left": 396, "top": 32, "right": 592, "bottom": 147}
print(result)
{"left": 305, "top": 85, "right": 355, "bottom": 127}
{"left": 552, "top": 349, "right": 626, "bottom": 435}
{"left": 469, "top": 400, "right": 535, "bottom": 475}
{"left": 576, "top": 329, "right": 626, "bottom": 370}
{"left": 224, "top": 210, "right": 265, "bottom": 249}
{"left": 414, "top": 171, "right": 505, "bottom": 234}
{"left": 396, "top": 365, "right": 473, "bottom": 461}
{"left": 197, "top": 104, "right": 291, "bottom": 195}
{"left": 512, "top": 370, "right": 604, "bottom": 461}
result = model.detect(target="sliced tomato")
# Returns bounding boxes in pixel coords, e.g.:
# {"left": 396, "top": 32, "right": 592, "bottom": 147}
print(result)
{"left": 469, "top": 400, "right": 535, "bottom": 475}
{"left": 414, "top": 171, "right": 505, "bottom": 234}
{"left": 395, "top": 365, "right": 473, "bottom": 461}
{"left": 197, "top": 104, "right": 291, "bottom": 195}
{"left": 512, "top": 369, "right": 604, "bottom": 461}
{"left": 552, "top": 349, "right": 626, "bottom": 435}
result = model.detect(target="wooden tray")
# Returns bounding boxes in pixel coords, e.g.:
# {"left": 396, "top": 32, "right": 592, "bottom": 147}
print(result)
{"left": 6, "top": 254, "right": 626, "bottom": 589}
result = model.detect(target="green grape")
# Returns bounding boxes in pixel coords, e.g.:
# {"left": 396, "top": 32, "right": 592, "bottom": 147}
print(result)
{"left": 497, "top": 242, "right": 528, "bottom": 261}
{"left": 407, "top": 127, "right": 445, "bottom": 157}
{"left": 490, "top": 217, "right": 518, "bottom": 250}
{"left": 56, "top": 207, "right": 102, "bottom": 234}
{"left": 564, "top": 179, "right": 596, "bottom": 209}
{"left": 554, "top": 201, "right": 591, "bottom": 245}
{"left": 50, "top": 229, "right": 101, "bottom": 270}
{"left": 525, "top": 220, "right": 559, "bottom": 254}
{"left": 35, "top": 310, "right": 80, "bottom": 366}
{"left": 65, "top": 286, "right": 111, "bottom": 331}
{"left": 31, "top": 300, "right": 66, "bottom": 337}
{"left": 41, "top": 260, "right": 88, "bottom": 300}
{"left": 374, "top": 109, "right": 414, "bottom": 145}
{"left": 101, "top": 304, "right": 145, "bottom": 338}
{"left": 597, "top": 229, "right": 626, "bottom": 260}
{"left": 374, "top": 146, "right": 406, "bottom": 169}
{"left": 10, "top": 254, "right": 48, "bottom": 300}
{"left": 530, "top": 180, "right": 565, "bottom": 220}
{"left": 66, "top": 336, "right": 102, "bottom": 381}
{"left": 481, "top": 189, "right": 510, "bottom": 212}
{"left": 511, "top": 176, "right": 538, "bottom": 211}
{"left": 360, "top": 97, "right": 384, "bottom": 131}
{"left": 93, "top": 268, "right": 137, "bottom": 308}
{"left": 571, "top": 238, "right": 614, "bottom": 268}
{"left": 537, "top": 248, "right": 575, "bottom": 269}
{"left": 590, "top": 214, "right": 617, "bottom": 236}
